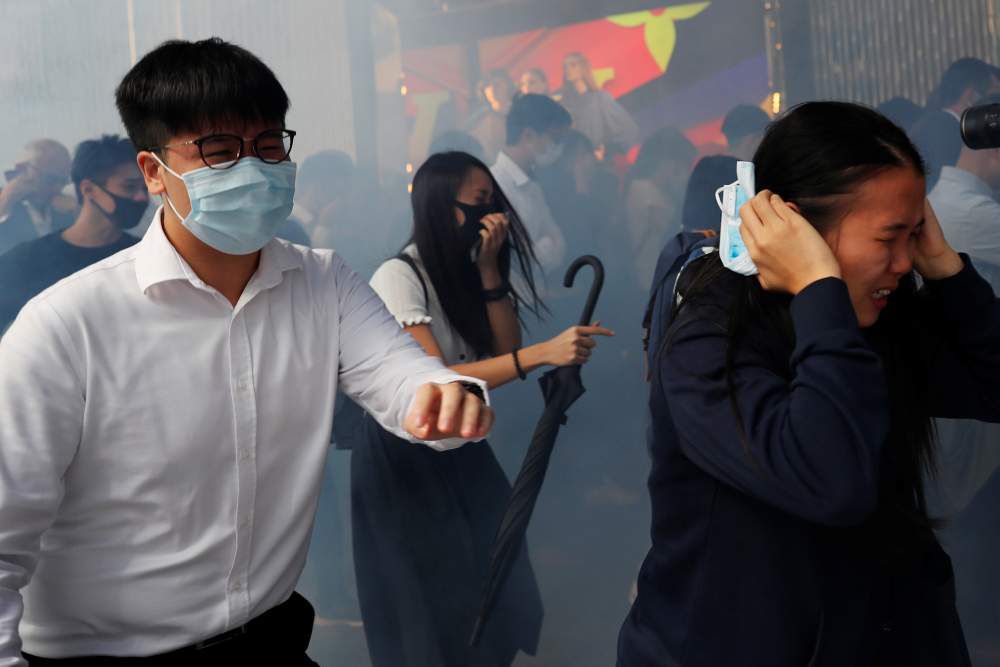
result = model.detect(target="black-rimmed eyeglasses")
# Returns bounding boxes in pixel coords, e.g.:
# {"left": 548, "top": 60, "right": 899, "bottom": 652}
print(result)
{"left": 149, "top": 129, "right": 296, "bottom": 170}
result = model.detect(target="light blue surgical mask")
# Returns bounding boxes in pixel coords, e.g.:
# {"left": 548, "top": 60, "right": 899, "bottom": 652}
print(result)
{"left": 715, "top": 160, "right": 759, "bottom": 276}
{"left": 153, "top": 154, "right": 297, "bottom": 255}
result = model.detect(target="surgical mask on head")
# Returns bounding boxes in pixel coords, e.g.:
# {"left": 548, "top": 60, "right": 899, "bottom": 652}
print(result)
{"left": 152, "top": 154, "right": 296, "bottom": 255}
{"left": 455, "top": 201, "right": 499, "bottom": 262}
{"left": 93, "top": 185, "right": 148, "bottom": 230}
{"left": 535, "top": 138, "right": 563, "bottom": 167}
{"left": 715, "top": 161, "right": 759, "bottom": 276}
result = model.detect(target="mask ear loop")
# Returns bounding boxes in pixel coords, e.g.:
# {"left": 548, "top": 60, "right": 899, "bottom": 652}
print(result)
{"left": 150, "top": 152, "right": 187, "bottom": 221}
{"left": 714, "top": 185, "right": 726, "bottom": 212}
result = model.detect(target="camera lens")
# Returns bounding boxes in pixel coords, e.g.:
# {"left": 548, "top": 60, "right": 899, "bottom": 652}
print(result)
{"left": 961, "top": 103, "right": 1000, "bottom": 150}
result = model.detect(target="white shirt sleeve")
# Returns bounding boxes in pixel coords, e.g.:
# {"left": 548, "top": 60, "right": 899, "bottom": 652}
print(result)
{"left": 0, "top": 302, "right": 84, "bottom": 666}
{"left": 524, "top": 184, "right": 567, "bottom": 271}
{"left": 964, "top": 197, "right": 1000, "bottom": 267}
{"left": 333, "top": 255, "right": 489, "bottom": 451}
{"left": 369, "top": 259, "right": 433, "bottom": 327}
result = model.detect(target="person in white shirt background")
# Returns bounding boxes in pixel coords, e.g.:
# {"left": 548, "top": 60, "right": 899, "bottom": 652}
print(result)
{"left": 925, "top": 91, "right": 1000, "bottom": 660}
{"left": 928, "top": 94, "right": 1000, "bottom": 283}
{"left": 0, "top": 36, "right": 493, "bottom": 666}
{"left": 491, "top": 94, "right": 571, "bottom": 275}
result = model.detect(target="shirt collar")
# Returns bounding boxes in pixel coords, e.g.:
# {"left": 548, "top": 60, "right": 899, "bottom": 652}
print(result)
{"left": 134, "top": 206, "right": 305, "bottom": 294}
{"left": 938, "top": 166, "right": 995, "bottom": 199}
{"left": 493, "top": 150, "right": 531, "bottom": 188}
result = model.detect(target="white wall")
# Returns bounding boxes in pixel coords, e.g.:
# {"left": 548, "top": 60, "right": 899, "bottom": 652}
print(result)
{"left": 0, "top": 0, "right": 356, "bottom": 173}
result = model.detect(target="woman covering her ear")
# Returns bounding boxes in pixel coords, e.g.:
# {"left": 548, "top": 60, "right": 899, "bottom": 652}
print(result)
{"left": 352, "top": 151, "right": 613, "bottom": 667}
{"left": 619, "top": 102, "right": 1000, "bottom": 666}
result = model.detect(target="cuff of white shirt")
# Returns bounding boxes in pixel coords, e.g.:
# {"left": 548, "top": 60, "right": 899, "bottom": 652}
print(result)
{"left": 406, "top": 375, "right": 491, "bottom": 451}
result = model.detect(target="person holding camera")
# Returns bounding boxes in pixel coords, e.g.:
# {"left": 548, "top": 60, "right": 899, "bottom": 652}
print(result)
{"left": 929, "top": 94, "right": 1000, "bottom": 283}
{"left": 0, "top": 139, "right": 75, "bottom": 256}
{"left": 620, "top": 101, "right": 1000, "bottom": 667}
{"left": 925, "top": 92, "right": 1000, "bottom": 661}
{"left": 911, "top": 58, "right": 1000, "bottom": 188}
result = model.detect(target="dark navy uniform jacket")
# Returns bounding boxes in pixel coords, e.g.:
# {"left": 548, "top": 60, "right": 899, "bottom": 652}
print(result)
{"left": 619, "top": 255, "right": 1000, "bottom": 667}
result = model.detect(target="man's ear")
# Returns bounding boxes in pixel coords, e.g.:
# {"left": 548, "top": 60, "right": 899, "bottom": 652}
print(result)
{"left": 137, "top": 152, "right": 166, "bottom": 196}
{"left": 77, "top": 178, "right": 96, "bottom": 201}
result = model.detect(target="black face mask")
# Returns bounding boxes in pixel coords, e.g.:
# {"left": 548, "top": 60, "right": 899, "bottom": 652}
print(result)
{"left": 454, "top": 201, "right": 499, "bottom": 259}
{"left": 94, "top": 185, "right": 148, "bottom": 230}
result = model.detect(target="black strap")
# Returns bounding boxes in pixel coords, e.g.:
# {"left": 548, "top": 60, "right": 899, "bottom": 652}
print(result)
{"left": 395, "top": 253, "right": 429, "bottom": 308}
{"left": 641, "top": 251, "right": 691, "bottom": 354}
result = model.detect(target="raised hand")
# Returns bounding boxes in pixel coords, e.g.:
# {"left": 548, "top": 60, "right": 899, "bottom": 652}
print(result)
{"left": 913, "top": 199, "right": 963, "bottom": 280}
{"left": 540, "top": 322, "right": 615, "bottom": 366}
{"left": 739, "top": 190, "right": 842, "bottom": 294}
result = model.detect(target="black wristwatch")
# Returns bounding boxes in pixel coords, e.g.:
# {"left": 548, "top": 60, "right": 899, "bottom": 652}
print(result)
{"left": 459, "top": 381, "right": 486, "bottom": 403}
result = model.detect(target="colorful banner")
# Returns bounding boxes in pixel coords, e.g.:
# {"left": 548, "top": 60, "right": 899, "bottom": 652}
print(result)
{"left": 400, "top": 1, "right": 768, "bottom": 156}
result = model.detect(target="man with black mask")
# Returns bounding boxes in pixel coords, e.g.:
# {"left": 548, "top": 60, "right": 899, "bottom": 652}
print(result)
{"left": 0, "top": 134, "right": 147, "bottom": 330}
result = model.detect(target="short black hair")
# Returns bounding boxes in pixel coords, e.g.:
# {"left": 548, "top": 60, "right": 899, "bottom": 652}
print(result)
{"left": 721, "top": 104, "right": 771, "bottom": 147}
{"left": 70, "top": 134, "right": 138, "bottom": 202}
{"left": 506, "top": 94, "right": 572, "bottom": 145}
{"left": 115, "top": 37, "right": 290, "bottom": 152}
{"left": 928, "top": 57, "right": 998, "bottom": 110}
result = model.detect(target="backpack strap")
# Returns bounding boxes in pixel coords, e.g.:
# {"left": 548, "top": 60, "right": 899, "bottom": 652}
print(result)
{"left": 394, "top": 253, "right": 429, "bottom": 309}
{"left": 641, "top": 231, "right": 717, "bottom": 360}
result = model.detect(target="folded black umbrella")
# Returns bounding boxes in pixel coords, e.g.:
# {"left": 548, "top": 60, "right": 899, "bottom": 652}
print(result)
{"left": 470, "top": 255, "right": 605, "bottom": 646}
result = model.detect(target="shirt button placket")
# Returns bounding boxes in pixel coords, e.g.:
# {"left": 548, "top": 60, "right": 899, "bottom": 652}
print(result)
{"left": 226, "top": 311, "right": 257, "bottom": 625}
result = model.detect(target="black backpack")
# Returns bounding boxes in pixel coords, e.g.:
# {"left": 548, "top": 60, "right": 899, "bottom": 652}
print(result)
{"left": 641, "top": 230, "right": 718, "bottom": 381}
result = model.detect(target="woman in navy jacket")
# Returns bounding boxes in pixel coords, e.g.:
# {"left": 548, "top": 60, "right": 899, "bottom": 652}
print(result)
{"left": 619, "top": 102, "right": 1000, "bottom": 667}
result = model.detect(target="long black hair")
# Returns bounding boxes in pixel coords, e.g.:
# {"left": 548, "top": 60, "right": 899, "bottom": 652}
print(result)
{"left": 667, "top": 101, "right": 938, "bottom": 526}
{"left": 408, "top": 151, "right": 543, "bottom": 358}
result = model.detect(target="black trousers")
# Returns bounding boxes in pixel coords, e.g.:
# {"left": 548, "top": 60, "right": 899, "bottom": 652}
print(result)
{"left": 24, "top": 592, "right": 319, "bottom": 666}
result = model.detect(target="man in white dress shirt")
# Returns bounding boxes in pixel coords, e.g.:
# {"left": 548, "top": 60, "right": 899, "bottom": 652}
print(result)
{"left": 491, "top": 94, "right": 571, "bottom": 273}
{"left": 0, "top": 37, "right": 492, "bottom": 666}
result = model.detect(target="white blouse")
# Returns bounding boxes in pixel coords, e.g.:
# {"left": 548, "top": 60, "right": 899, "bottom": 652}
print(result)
{"left": 370, "top": 244, "right": 482, "bottom": 366}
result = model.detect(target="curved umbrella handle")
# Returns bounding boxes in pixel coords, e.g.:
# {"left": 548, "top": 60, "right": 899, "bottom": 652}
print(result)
{"left": 563, "top": 255, "right": 605, "bottom": 326}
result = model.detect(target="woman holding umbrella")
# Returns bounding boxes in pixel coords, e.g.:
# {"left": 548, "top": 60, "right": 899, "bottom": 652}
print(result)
{"left": 619, "top": 102, "right": 1000, "bottom": 666}
{"left": 353, "top": 151, "right": 613, "bottom": 667}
